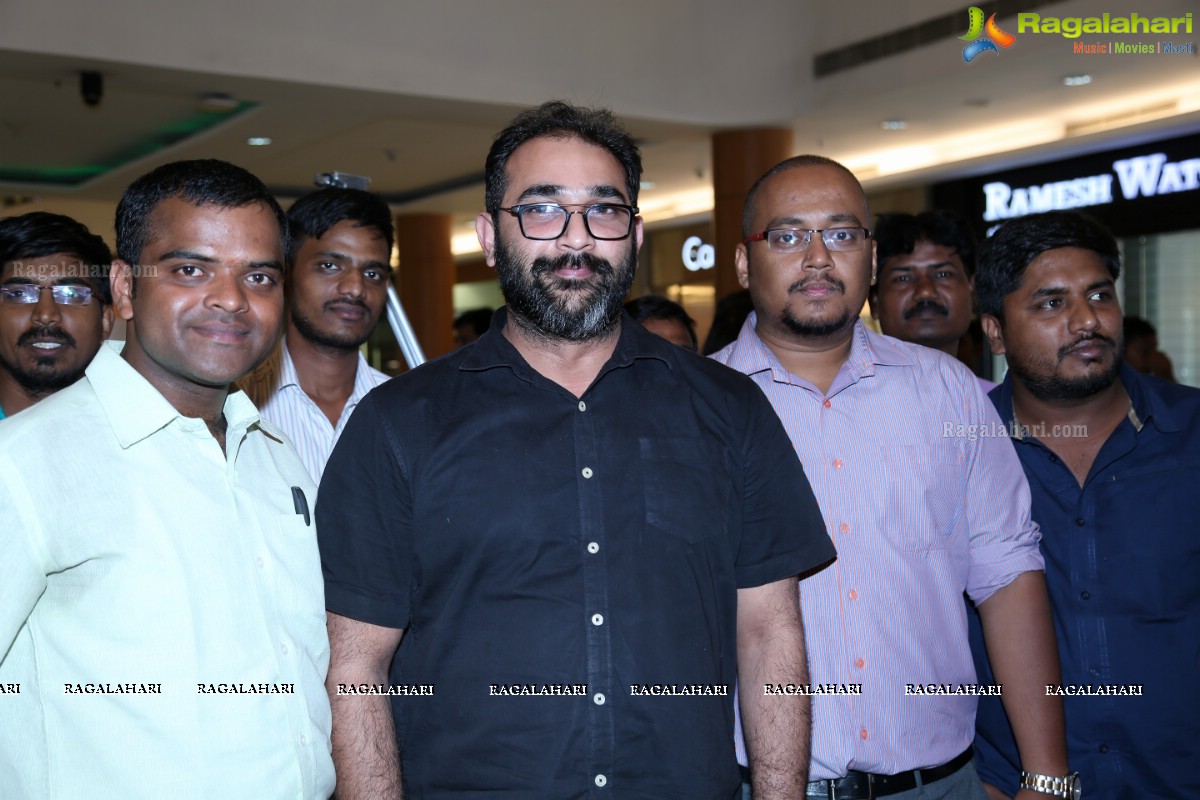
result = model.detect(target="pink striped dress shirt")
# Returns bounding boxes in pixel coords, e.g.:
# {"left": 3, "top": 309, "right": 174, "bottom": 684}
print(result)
{"left": 241, "top": 340, "right": 390, "bottom": 485}
{"left": 715, "top": 315, "right": 1043, "bottom": 781}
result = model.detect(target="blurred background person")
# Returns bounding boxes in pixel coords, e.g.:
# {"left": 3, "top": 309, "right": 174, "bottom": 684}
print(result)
{"left": 453, "top": 307, "right": 492, "bottom": 347}
{"left": 624, "top": 294, "right": 698, "bottom": 351}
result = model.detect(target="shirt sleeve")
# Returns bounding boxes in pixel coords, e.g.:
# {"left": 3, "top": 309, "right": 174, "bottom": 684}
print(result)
{"left": 959, "top": 371, "right": 1044, "bottom": 605}
{"left": 0, "top": 456, "right": 50, "bottom": 661}
{"left": 734, "top": 386, "right": 836, "bottom": 589}
{"left": 316, "top": 390, "right": 414, "bottom": 629}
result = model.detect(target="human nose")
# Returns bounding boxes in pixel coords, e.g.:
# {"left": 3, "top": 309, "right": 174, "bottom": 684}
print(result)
{"left": 558, "top": 210, "right": 594, "bottom": 250}
{"left": 1068, "top": 298, "right": 1100, "bottom": 333}
{"left": 32, "top": 287, "right": 64, "bottom": 324}
{"left": 208, "top": 271, "right": 248, "bottom": 314}
{"left": 338, "top": 269, "right": 365, "bottom": 298}
{"left": 911, "top": 272, "right": 937, "bottom": 300}
{"left": 801, "top": 231, "right": 833, "bottom": 270}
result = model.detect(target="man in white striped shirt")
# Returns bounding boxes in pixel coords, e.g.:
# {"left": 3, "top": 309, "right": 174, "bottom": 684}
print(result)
{"left": 243, "top": 188, "right": 391, "bottom": 483}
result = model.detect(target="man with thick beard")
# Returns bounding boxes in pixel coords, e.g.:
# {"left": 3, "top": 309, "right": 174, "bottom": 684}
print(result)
{"left": 713, "top": 156, "right": 1071, "bottom": 800}
{"left": 0, "top": 212, "right": 113, "bottom": 419}
{"left": 242, "top": 187, "right": 391, "bottom": 482}
{"left": 968, "top": 211, "right": 1200, "bottom": 800}
{"left": 315, "top": 101, "right": 835, "bottom": 800}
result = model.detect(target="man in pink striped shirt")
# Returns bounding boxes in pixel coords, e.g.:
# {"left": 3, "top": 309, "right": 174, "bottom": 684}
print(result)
{"left": 714, "top": 155, "right": 1072, "bottom": 800}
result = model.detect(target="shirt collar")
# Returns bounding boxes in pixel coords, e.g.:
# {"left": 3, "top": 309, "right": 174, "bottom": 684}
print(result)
{"left": 87, "top": 340, "right": 265, "bottom": 449}
{"left": 279, "top": 338, "right": 379, "bottom": 407}
{"left": 721, "top": 313, "right": 911, "bottom": 384}
{"left": 458, "top": 307, "right": 670, "bottom": 380}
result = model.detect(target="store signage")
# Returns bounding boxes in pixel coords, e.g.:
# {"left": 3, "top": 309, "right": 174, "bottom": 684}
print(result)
{"left": 682, "top": 236, "right": 716, "bottom": 271}
{"left": 983, "top": 151, "right": 1200, "bottom": 222}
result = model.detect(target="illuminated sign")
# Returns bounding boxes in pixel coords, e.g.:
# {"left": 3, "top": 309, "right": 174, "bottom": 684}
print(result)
{"left": 681, "top": 236, "right": 716, "bottom": 271}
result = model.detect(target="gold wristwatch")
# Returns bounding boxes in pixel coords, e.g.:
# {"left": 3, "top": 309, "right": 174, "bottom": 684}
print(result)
{"left": 1020, "top": 770, "right": 1081, "bottom": 799}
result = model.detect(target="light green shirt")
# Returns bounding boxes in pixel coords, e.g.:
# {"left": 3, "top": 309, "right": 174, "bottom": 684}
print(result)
{"left": 0, "top": 342, "right": 334, "bottom": 799}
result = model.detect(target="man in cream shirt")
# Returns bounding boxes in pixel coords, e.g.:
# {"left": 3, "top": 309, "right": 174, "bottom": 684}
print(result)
{"left": 0, "top": 160, "right": 334, "bottom": 798}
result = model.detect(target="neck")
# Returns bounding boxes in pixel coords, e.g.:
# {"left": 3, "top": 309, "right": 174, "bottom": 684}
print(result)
{"left": 1010, "top": 373, "right": 1129, "bottom": 439}
{"left": 119, "top": 344, "right": 229, "bottom": 431}
{"left": 503, "top": 311, "right": 621, "bottom": 398}
{"left": 754, "top": 318, "right": 856, "bottom": 395}
{"left": 285, "top": 325, "right": 361, "bottom": 401}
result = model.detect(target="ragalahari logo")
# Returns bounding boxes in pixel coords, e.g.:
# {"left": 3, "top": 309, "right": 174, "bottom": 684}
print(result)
{"left": 962, "top": 7, "right": 1016, "bottom": 61}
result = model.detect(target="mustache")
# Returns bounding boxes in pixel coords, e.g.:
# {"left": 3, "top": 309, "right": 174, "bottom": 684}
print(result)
{"left": 788, "top": 275, "right": 846, "bottom": 294}
{"left": 325, "top": 297, "right": 369, "bottom": 310}
{"left": 17, "top": 324, "right": 75, "bottom": 349}
{"left": 532, "top": 252, "right": 614, "bottom": 278}
{"left": 903, "top": 299, "right": 950, "bottom": 320}
{"left": 1059, "top": 333, "right": 1116, "bottom": 360}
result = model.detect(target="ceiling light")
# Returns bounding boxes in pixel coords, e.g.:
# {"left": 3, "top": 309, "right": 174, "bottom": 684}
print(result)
{"left": 246, "top": 137, "right": 272, "bottom": 146}
{"left": 1063, "top": 75, "right": 1092, "bottom": 86}
{"left": 199, "top": 92, "right": 239, "bottom": 112}
{"left": 881, "top": 120, "right": 908, "bottom": 131}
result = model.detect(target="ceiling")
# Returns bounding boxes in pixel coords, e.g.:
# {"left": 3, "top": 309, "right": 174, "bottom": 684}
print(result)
{"left": 1, "top": 0, "right": 1197, "bottom": 254}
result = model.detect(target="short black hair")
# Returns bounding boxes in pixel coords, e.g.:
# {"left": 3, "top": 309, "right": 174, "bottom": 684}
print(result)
{"left": 286, "top": 188, "right": 394, "bottom": 267}
{"left": 976, "top": 211, "right": 1120, "bottom": 320}
{"left": 1123, "top": 315, "right": 1156, "bottom": 344}
{"left": 485, "top": 101, "right": 642, "bottom": 214}
{"left": 115, "top": 159, "right": 288, "bottom": 267}
{"left": 0, "top": 211, "right": 113, "bottom": 304}
{"left": 873, "top": 210, "right": 978, "bottom": 279}
{"left": 454, "top": 308, "right": 493, "bottom": 337}
{"left": 624, "top": 295, "right": 698, "bottom": 350}
{"left": 742, "top": 155, "right": 865, "bottom": 239}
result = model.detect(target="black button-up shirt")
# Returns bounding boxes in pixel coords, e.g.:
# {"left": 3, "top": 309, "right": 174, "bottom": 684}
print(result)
{"left": 969, "top": 365, "right": 1200, "bottom": 799}
{"left": 318, "top": 310, "right": 833, "bottom": 800}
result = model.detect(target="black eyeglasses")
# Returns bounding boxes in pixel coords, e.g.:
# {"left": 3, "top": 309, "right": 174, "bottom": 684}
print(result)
{"left": 498, "top": 203, "right": 638, "bottom": 240}
{"left": 0, "top": 284, "right": 97, "bottom": 306}
{"left": 743, "top": 227, "right": 872, "bottom": 254}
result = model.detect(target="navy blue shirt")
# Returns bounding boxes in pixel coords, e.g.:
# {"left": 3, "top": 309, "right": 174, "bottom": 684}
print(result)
{"left": 968, "top": 366, "right": 1200, "bottom": 799}
{"left": 317, "top": 310, "right": 834, "bottom": 800}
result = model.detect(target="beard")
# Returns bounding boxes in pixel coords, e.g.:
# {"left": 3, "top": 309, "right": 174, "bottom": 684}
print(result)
{"left": 779, "top": 274, "right": 855, "bottom": 339}
{"left": 1007, "top": 333, "right": 1123, "bottom": 402}
{"left": 1, "top": 324, "right": 86, "bottom": 396}
{"left": 494, "top": 233, "right": 637, "bottom": 342}
{"left": 291, "top": 299, "right": 376, "bottom": 351}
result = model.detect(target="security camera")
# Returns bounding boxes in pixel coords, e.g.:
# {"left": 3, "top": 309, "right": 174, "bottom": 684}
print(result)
{"left": 80, "top": 71, "right": 103, "bottom": 107}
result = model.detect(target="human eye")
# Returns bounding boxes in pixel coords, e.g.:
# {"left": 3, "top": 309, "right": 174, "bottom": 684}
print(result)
{"left": 588, "top": 204, "right": 621, "bottom": 218}
{"left": 521, "top": 203, "right": 562, "bottom": 221}
{"left": 363, "top": 268, "right": 387, "bottom": 284}
{"left": 173, "top": 264, "right": 205, "bottom": 279}
{"left": 246, "top": 271, "right": 279, "bottom": 288}
{"left": 770, "top": 230, "right": 803, "bottom": 250}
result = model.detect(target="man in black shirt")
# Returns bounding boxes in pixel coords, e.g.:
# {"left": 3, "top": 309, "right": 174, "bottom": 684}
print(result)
{"left": 317, "top": 101, "right": 834, "bottom": 800}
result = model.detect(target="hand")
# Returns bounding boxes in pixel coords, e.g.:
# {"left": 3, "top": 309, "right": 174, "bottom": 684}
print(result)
{"left": 1014, "top": 790, "right": 1056, "bottom": 800}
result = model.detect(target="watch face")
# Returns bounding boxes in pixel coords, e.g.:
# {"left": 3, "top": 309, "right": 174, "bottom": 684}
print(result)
{"left": 1069, "top": 774, "right": 1082, "bottom": 800}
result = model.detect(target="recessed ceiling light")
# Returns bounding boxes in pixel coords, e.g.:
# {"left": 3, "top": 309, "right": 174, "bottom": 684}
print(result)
{"left": 246, "top": 137, "right": 272, "bottom": 146}
{"left": 881, "top": 120, "right": 908, "bottom": 131}
{"left": 1063, "top": 75, "right": 1092, "bottom": 86}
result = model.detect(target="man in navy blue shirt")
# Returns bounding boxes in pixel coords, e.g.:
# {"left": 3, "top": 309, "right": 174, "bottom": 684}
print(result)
{"left": 969, "top": 210, "right": 1199, "bottom": 800}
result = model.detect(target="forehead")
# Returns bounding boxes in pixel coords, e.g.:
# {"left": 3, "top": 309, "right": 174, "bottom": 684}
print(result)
{"left": 145, "top": 197, "right": 282, "bottom": 253}
{"left": 504, "top": 135, "right": 627, "bottom": 201}
{"left": 1019, "top": 246, "right": 1113, "bottom": 290}
{"left": 880, "top": 241, "right": 965, "bottom": 271}
{"left": 752, "top": 165, "right": 869, "bottom": 228}
{"left": 1, "top": 252, "right": 89, "bottom": 284}
{"left": 297, "top": 219, "right": 388, "bottom": 257}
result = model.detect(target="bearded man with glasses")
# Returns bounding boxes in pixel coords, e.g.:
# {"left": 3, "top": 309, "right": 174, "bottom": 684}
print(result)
{"left": 317, "top": 101, "right": 835, "bottom": 800}
{"left": 0, "top": 212, "right": 114, "bottom": 419}
{"left": 713, "top": 156, "right": 1072, "bottom": 800}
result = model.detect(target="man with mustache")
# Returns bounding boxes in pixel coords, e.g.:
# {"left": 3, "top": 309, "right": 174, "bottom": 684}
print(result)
{"left": 968, "top": 211, "right": 1200, "bottom": 800}
{"left": 316, "top": 101, "right": 834, "bottom": 800}
{"left": 713, "top": 156, "right": 1070, "bottom": 800}
{"left": 0, "top": 160, "right": 334, "bottom": 798}
{"left": 243, "top": 187, "right": 392, "bottom": 483}
{"left": 868, "top": 210, "right": 995, "bottom": 390}
{"left": 0, "top": 212, "right": 113, "bottom": 419}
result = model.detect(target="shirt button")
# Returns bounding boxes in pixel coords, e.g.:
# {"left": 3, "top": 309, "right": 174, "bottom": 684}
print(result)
{"left": 587, "top": 542, "right": 600, "bottom": 554}
{"left": 839, "top": 523, "right": 849, "bottom": 534}
{"left": 582, "top": 467, "right": 594, "bottom": 479}
{"left": 281, "top": 643, "right": 289, "bottom": 656}
{"left": 595, "top": 774, "right": 607, "bottom": 787}
{"left": 1081, "top": 591, "right": 1091, "bottom": 600}
{"left": 849, "top": 589, "right": 859, "bottom": 600}
{"left": 854, "top": 657, "right": 865, "bottom": 669}
{"left": 594, "top": 692, "right": 605, "bottom": 705}
{"left": 859, "top": 728, "right": 869, "bottom": 740}
{"left": 299, "top": 734, "right": 308, "bottom": 746}
{"left": 1075, "top": 517, "right": 1086, "bottom": 525}
{"left": 591, "top": 614, "right": 604, "bottom": 626}
{"left": 833, "top": 459, "right": 844, "bottom": 470}
{"left": 1049, "top": 454, "right": 1059, "bottom": 463}
{"left": 823, "top": 399, "right": 831, "bottom": 408}
{"left": 578, "top": 401, "right": 587, "bottom": 412}
{"left": 1099, "top": 744, "right": 1109, "bottom": 753}
{"left": 256, "top": 557, "right": 265, "bottom": 570}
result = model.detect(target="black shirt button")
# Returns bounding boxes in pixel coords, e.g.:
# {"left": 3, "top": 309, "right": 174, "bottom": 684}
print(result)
{"left": 1099, "top": 744, "right": 1109, "bottom": 753}
{"left": 1075, "top": 517, "right": 1086, "bottom": 526}
{"left": 1081, "top": 591, "right": 1091, "bottom": 600}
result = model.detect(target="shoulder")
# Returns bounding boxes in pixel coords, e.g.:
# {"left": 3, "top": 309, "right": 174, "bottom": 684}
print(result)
{"left": 239, "top": 344, "right": 285, "bottom": 408}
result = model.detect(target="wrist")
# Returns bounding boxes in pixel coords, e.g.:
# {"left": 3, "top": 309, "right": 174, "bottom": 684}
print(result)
{"left": 1019, "top": 770, "right": 1080, "bottom": 799}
